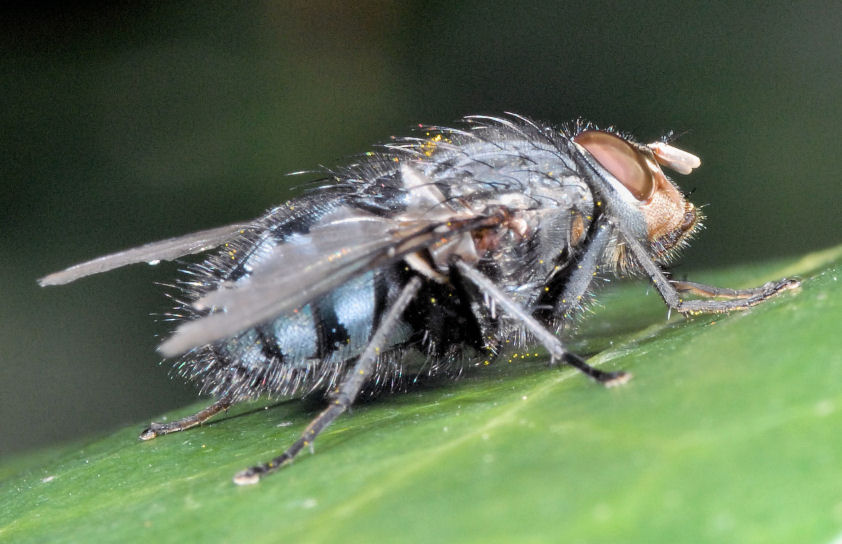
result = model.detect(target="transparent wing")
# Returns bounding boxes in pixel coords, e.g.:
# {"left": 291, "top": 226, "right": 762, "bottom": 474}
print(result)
{"left": 38, "top": 222, "right": 252, "bottom": 286}
{"left": 158, "top": 208, "right": 499, "bottom": 357}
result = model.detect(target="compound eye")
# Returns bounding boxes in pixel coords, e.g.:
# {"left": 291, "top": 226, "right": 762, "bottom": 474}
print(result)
{"left": 573, "top": 130, "right": 655, "bottom": 201}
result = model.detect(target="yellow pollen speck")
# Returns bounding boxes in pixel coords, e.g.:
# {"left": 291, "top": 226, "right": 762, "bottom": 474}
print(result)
{"left": 538, "top": 260, "right": 544, "bottom": 264}
{"left": 544, "top": 286, "right": 549, "bottom": 291}
{"left": 430, "top": 297, "right": 437, "bottom": 304}
{"left": 597, "top": 201, "right": 602, "bottom": 206}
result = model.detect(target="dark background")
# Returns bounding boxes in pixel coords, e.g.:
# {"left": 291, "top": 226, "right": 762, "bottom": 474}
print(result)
{"left": 3, "top": 2, "right": 840, "bottom": 457}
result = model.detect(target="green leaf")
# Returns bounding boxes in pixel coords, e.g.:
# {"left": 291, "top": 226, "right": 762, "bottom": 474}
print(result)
{"left": 3, "top": 245, "right": 842, "bottom": 544}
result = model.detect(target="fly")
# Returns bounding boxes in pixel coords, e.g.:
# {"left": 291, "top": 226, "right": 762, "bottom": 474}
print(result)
{"left": 39, "top": 114, "right": 800, "bottom": 485}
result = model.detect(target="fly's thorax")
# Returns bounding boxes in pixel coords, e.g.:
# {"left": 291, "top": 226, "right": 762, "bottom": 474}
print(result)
{"left": 398, "top": 134, "right": 596, "bottom": 278}
{"left": 572, "top": 130, "right": 702, "bottom": 266}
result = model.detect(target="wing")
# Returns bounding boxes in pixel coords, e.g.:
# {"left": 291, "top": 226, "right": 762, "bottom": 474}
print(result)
{"left": 158, "top": 207, "right": 501, "bottom": 357}
{"left": 38, "top": 222, "right": 252, "bottom": 286}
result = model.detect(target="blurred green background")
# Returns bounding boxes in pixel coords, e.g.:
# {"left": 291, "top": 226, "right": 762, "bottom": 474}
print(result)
{"left": 2, "top": 2, "right": 840, "bottom": 457}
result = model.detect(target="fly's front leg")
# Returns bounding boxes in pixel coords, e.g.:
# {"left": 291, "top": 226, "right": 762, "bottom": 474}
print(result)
{"left": 455, "top": 260, "right": 630, "bottom": 387}
{"left": 671, "top": 279, "right": 800, "bottom": 312}
{"left": 139, "top": 396, "right": 234, "bottom": 440}
{"left": 671, "top": 277, "right": 799, "bottom": 314}
{"left": 621, "top": 231, "right": 800, "bottom": 315}
{"left": 233, "top": 276, "right": 423, "bottom": 485}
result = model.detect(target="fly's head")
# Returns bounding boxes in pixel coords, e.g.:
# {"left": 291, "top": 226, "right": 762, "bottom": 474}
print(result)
{"left": 572, "top": 129, "right": 703, "bottom": 266}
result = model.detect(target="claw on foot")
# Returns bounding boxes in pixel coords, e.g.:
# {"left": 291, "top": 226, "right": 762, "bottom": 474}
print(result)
{"left": 602, "top": 371, "right": 632, "bottom": 388}
{"left": 138, "top": 425, "right": 161, "bottom": 441}
{"left": 233, "top": 469, "right": 261, "bottom": 486}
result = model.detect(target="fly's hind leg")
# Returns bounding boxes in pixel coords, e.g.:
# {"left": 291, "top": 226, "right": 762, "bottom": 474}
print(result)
{"left": 232, "top": 276, "right": 424, "bottom": 485}
{"left": 139, "top": 396, "right": 234, "bottom": 440}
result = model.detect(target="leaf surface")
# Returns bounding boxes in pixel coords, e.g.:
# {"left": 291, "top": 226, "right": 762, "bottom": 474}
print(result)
{"left": 3, "top": 245, "right": 842, "bottom": 544}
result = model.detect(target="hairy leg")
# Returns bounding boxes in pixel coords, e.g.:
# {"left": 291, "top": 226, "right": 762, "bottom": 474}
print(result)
{"left": 621, "top": 231, "right": 800, "bottom": 314}
{"left": 233, "top": 276, "right": 424, "bottom": 485}
{"left": 456, "top": 260, "right": 630, "bottom": 386}
{"left": 139, "top": 396, "right": 234, "bottom": 440}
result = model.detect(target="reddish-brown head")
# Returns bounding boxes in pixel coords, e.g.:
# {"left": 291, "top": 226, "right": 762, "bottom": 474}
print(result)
{"left": 573, "top": 130, "right": 702, "bottom": 262}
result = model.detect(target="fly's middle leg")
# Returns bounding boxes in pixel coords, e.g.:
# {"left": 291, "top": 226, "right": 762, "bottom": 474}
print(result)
{"left": 455, "top": 260, "right": 630, "bottom": 387}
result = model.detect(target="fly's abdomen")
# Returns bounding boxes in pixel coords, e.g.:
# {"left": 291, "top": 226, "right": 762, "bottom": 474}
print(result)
{"left": 194, "top": 270, "right": 411, "bottom": 400}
